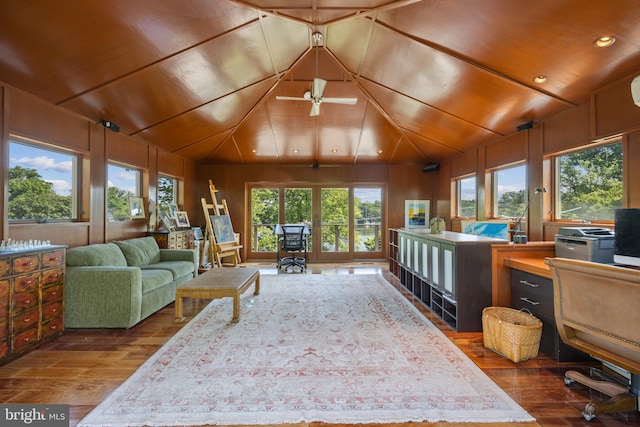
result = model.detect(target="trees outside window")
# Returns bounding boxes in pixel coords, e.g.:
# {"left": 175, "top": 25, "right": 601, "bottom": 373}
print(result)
{"left": 107, "top": 163, "right": 141, "bottom": 221}
{"left": 8, "top": 140, "right": 76, "bottom": 221}
{"left": 158, "top": 176, "right": 178, "bottom": 206}
{"left": 456, "top": 176, "right": 476, "bottom": 218}
{"left": 494, "top": 164, "right": 526, "bottom": 219}
{"left": 556, "top": 142, "right": 622, "bottom": 221}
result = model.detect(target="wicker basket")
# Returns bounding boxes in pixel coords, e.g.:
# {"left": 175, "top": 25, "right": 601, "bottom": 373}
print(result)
{"left": 482, "top": 306, "right": 542, "bottom": 362}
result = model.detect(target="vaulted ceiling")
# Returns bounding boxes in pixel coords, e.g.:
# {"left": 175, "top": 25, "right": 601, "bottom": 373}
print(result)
{"left": 2, "top": 0, "right": 640, "bottom": 166}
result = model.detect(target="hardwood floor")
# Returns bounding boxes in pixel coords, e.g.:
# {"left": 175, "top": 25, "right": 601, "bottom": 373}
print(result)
{"left": 0, "top": 262, "right": 638, "bottom": 426}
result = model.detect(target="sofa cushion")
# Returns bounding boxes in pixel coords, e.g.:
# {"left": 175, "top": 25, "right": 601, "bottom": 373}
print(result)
{"left": 140, "top": 269, "right": 174, "bottom": 294}
{"left": 142, "top": 261, "right": 194, "bottom": 280}
{"left": 115, "top": 237, "right": 161, "bottom": 267}
{"left": 66, "top": 242, "right": 128, "bottom": 267}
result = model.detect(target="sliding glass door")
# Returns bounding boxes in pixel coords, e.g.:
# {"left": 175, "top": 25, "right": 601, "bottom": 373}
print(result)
{"left": 248, "top": 184, "right": 385, "bottom": 262}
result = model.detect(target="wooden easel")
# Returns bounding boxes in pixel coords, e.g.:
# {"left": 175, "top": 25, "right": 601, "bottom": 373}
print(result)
{"left": 200, "top": 181, "right": 242, "bottom": 267}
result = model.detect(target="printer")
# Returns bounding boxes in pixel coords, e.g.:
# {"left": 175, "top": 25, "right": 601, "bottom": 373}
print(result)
{"left": 554, "top": 227, "right": 615, "bottom": 264}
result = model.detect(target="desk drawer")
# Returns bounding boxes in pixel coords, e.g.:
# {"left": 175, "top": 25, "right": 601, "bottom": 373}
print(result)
{"left": 510, "top": 269, "right": 554, "bottom": 321}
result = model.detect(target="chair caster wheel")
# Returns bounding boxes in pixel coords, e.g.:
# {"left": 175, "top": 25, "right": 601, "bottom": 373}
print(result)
{"left": 582, "top": 411, "right": 595, "bottom": 421}
{"left": 564, "top": 377, "right": 574, "bottom": 386}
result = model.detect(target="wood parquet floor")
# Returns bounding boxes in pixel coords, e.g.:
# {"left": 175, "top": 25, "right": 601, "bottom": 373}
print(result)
{"left": 0, "top": 262, "right": 638, "bottom": 426}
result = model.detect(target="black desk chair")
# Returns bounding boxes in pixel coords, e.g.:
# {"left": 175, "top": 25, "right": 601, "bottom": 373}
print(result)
{"left": 277, "top": 225, "right": 307, "bottom": 272}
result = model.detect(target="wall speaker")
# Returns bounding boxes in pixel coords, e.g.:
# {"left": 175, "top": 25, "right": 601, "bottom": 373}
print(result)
{"left": 100, "top": 120, "right": 120, "bottom": 133}
{"left": 422, "top": 162, "right": 440, "bottom": 173}
{"left": 516, "top": 121, "right": 534, "bottom": 132}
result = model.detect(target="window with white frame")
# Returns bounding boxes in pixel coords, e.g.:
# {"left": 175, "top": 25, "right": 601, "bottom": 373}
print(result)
{"left": 8, "top": 139, "right": 79, "bottom": 221}
{"left": 555, "top": 141, "right": 622, "bottom": 222}
{"left": 456, "top": 175, "right": 476, "bottom": 218}
{"left": 107, "top": 162, "right": 141, "bottom": 221}
{"left": 493, "top": 164, "right": 526, "bottom": 219}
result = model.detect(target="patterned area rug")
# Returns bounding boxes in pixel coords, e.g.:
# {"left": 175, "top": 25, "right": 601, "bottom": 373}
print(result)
{"left": 79, "top": 274, "right": 534, "bottom": 426}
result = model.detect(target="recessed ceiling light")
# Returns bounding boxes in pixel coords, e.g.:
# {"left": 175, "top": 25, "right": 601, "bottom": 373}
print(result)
{"left": 251, "top": 148, "right": 256, "bottom": 153}
{"left": 533, "top": 75, "right": 547, "bottom": 84}
{"left": 594, "top": 36, "right": 616, "bottom": 48}
{"left": 377, "top": 149, "right": 383, "bottom": 154}
{"left": 331, "top": 148, "right": 337, "bottom": 153}
{"left": 293, "top": 148, "right": 298, "bottom": 154}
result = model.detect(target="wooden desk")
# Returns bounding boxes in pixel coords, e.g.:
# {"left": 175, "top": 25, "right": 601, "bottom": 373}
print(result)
{"left": 175, "top": 267, "right": 260, "bottom": 323}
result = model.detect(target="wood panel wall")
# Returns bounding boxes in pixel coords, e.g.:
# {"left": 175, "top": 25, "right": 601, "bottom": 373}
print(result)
{"left": 436, "top": 69, "right": 640, "bottom": 243}
{"left": 1, "top": 85, "right": 197, "bottom": 248}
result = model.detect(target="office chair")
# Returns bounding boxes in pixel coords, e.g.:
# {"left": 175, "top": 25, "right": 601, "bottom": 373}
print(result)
{"left": 278, "top": 225, "right": 307, "bottom": 272}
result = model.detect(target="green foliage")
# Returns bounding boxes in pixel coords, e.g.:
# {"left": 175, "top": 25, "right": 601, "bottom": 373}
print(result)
{"left": 8, "top": 166, "right": 72, "bottom": 220}
{"left": 158, "top": 177, "right": 176, "bottom": 206}
{"left": 284, "top": 188, "right": 312, "bottom": 223}
{"left": 251, "top": 189, "right": 280, "bottom": 251}
{"left": 559, "top": 143, "right": 622, "bottom": 221}
{"left": 107, "top": 186, "right": 132, "bottom": 221}
{"left": 497, "top": 190, "right": 525, "bottom": 218}
{"left": 321, "top": 188, "right": 349, "bottom": 252}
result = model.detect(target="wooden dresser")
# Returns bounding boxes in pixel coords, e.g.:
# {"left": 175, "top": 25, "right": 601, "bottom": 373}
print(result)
{"left": 0, "top": 246, "right": 66, "bottom": 364}
{"left": 148, "top": 229, "right": 195, "bottom": 250}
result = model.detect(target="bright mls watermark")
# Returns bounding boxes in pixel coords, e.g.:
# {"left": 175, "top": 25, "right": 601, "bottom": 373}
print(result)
{"left": 1, "top": 405, "right": 69, "bottom": 426}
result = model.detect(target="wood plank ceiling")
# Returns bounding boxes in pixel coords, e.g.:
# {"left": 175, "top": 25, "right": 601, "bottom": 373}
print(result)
{"left": 2, "top": 0, "right": 640, "bottom": 166}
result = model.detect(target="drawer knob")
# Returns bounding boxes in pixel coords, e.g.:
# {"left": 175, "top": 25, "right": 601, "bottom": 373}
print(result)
{"left": 520, "top": 297, "right": 540, "bottom": 306}
{"left": 519, "top": 280, "right": 539, "bottom": 288}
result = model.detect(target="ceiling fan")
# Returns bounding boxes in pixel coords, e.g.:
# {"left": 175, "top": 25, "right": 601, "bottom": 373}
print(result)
{"left": 276, "top": 32, "right": 357, "bottom": 116}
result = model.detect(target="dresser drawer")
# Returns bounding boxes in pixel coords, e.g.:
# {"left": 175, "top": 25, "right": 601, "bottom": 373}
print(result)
{"left": 0, "top": 338, "right": 9, "bottom": 358}
{"left": 41, "top": 250, "right": 65, "bottom": 268}
{"left": 42, "top": 284, "right": 63, "bottom": 304}
{"left": 13, "top": 273, "right": 40, "bottom": 293}
{"left": 13, "top": 255, "right": 40, "bottom": 274}
{"left": 0, "top": 259, "right": 10, "bottom": 278}
{"left": 13, "top": 290, "right": 39, "bottom": 314}
{"left": 12, "top": 327, "right": 38, "bottom": 352}
{"left": 41, "top": 268, "right": 64, "bottom": 287}
{"left": 41, "top": 317, "right": 63, "bottom": 339}
{"left": 42, "top": 301, "right": 63, "bottom": 322}
{"left": 0, "top": 279, "right": 8, "bottom": 300}
{"left": 0, "top": 317, "right": 8, "bottom": 338}
{"left": 13, "top": 308, "right": 39, "bottom": 333}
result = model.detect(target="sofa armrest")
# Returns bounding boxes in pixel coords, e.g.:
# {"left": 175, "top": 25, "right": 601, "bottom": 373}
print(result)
{"left": 65, "top": 266, "right": 143, "bottom": 328}
{"left": 159, "top": 249, "right": 198, "bottom": 276}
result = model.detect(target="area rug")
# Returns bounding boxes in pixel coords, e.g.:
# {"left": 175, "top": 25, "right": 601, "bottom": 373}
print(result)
{"left": 79, "top": 274, "right": 534, "bottom": 426}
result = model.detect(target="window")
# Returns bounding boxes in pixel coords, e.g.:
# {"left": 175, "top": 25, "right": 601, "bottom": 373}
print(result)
{"left": 250, "top": 188, "right": 279, "bottom": 251}
{"left": 455, "top": 175, "right": 476, "bottom": 218}
{"left": 494, "top": 164, "right": 526, "bottom": 219}
{"left": 354, "top": 187, "right": 382, "bottom": 252}
{"left": 555, "top": 141, "right": 622, "bottom": 222}
{"left": 158, "top": 176, "right": 178, "bottom": 206}
{"left": 107, "top": 163, "right": 142, "bottom": 221}
{"left": 8, "top": 139, "right": 78, "bottom": 221}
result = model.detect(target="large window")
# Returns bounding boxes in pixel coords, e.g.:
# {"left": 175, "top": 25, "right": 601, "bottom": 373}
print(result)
{"left": 250, "top": 188, "right": 279, "bottom": 252}
{"left": 354, "top": 188, "right": 382, "bottom": 252}
{"left": 8, "top": 139, "right": 78, "bottom": 221}
{"left": 493, "top": 164, "right": 526, "bottom": 219}
{"left": 455, "top": 175, "right": 476, "bottom": 218}
{"left": 107, "top": 163, "right": 142, "bottom": 221}
{"left": 555, "top": 141, "right": 622, "bottom": 222}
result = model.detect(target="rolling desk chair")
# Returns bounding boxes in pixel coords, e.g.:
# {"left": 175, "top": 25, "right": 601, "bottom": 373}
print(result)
{"left": 277, "top": 225, "right": 307, "bottom": 272}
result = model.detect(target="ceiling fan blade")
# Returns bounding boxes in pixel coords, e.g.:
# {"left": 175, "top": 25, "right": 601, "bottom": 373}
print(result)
{"left": 310, "top": 102, "right": 321, "bottom": 116}
{"left": 276, "top": 96, "right": 308, "bottom": 101}
{"left": 312, "top": 78, "right": 327, "bottom": 99}
{"left": 322, "top": 97, "right": 358, "bottom": 105}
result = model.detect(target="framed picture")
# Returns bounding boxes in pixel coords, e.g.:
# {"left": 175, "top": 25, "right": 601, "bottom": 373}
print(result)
{"left": 404, "top": 200, "right": 429, "bottom": 228}
{"left": 210, "top": 215, "right": 236, "bottom": 243}
{"left": 159, "top": 212, "right": 176, "bottom": 231}
{"left": 128, "top": 196, "right": 146, "bottom": 220}
{"left": 175, "top": 211, "right": 190, "bottom": 228}
{"left": 168, "top": 203, "right": 178, "bottom": 219}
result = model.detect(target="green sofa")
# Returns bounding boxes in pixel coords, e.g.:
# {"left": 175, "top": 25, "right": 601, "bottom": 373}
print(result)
{"left": 64, "top": 236, "right": 197, "bottom": 328}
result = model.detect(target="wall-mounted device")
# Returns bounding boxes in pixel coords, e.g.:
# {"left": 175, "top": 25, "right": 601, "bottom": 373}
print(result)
{"left": 422, "top": 162, "right": 440, "bottom": 173}
{"left": 100, "top": 120, "right": 120, "bottom": 132}
{"left": 632, "top": 75, "right": 640, "bottom": 107}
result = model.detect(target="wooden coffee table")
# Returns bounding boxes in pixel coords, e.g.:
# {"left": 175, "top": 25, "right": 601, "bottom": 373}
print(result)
{"left": 175, "top": 267, "right": 260, "bottom": 323}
